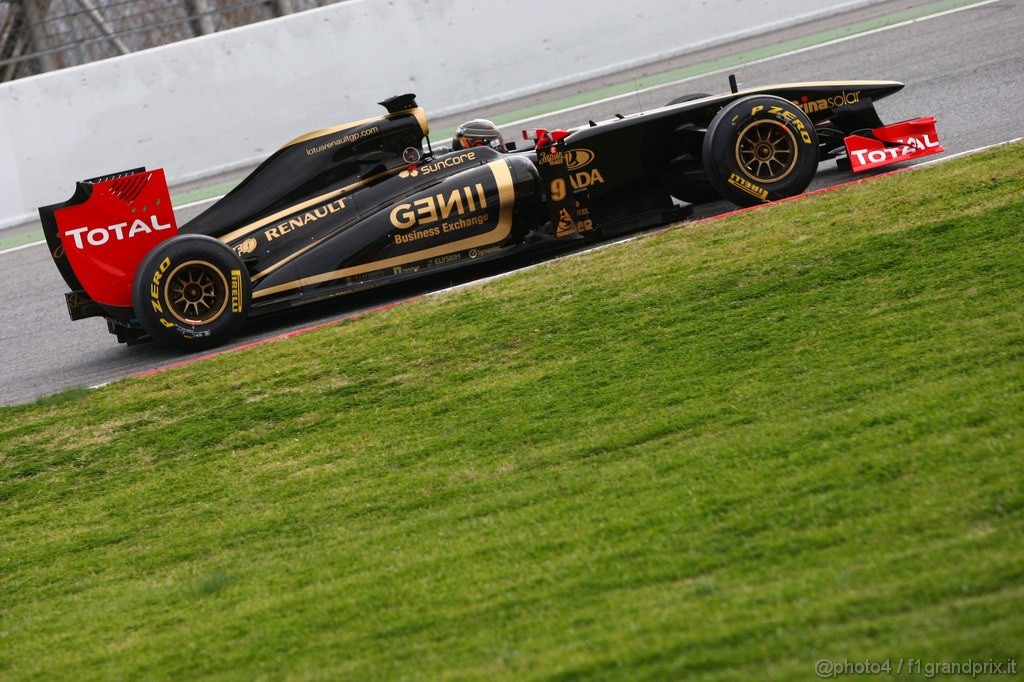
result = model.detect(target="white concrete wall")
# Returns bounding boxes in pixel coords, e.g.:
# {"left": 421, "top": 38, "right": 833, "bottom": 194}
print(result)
{"left": 0, "top": 0, "right": 885, "bottom": 228}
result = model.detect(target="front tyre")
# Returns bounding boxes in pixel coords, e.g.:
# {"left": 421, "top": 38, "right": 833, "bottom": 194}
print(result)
{"left": 132, "top": 235, "right": 251, "bottom": 350}
{"left": 666, "top": 92, "right": 710, "bottom": 106}
{"left": 702, "top": 95, "right": 819, "bottom": 208}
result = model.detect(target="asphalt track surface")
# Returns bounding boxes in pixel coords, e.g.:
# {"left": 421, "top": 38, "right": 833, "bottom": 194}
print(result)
{"left": 1, "top": 0, "right": 1021, "bottom": 406}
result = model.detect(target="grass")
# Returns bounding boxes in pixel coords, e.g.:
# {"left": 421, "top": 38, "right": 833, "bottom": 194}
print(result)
{"left": 1, "top": 144, "right": 1022, "bottom": 680}
{"left": 29, "top": 386, "right": 91, "bottom": 408}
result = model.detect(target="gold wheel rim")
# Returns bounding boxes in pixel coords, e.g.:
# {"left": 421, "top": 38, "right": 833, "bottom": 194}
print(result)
{"left": 735, "top": 120, "right": 799, "bottom": 184}
{"left": 164, "top": 260, "right": 229, "bottom": 325}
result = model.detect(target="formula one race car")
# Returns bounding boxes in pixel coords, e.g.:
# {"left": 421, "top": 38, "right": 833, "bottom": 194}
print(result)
{"left": 40, "top": 79, "right": 942, "bottom": 349}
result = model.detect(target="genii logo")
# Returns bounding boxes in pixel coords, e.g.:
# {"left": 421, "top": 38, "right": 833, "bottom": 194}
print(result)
{"left": 390, "top": 183, "right": 488, "bottom": 230}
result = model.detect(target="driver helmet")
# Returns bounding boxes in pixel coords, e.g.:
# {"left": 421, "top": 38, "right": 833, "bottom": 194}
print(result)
{"left": 452, "top": 119, "right": 507, "bottom": 153}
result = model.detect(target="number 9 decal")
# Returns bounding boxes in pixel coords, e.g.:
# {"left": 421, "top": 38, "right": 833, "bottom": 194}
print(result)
{"left": 550, "top": 178, "right": 567, "bottom": 202}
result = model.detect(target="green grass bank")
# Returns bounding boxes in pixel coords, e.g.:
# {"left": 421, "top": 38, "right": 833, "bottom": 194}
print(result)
{"left": 1, "top": 144, "right": 1022, "bottom": 680}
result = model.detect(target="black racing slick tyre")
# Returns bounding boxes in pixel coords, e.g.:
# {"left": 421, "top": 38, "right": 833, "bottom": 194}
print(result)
{"left": 132, "top": 234, "right": 251, "bottom": 350}
{"left": 666, "top": 93, "right": 710, "bottom": 106}
{"left": 702, "top": 94, "right": 819, "bottom": 208}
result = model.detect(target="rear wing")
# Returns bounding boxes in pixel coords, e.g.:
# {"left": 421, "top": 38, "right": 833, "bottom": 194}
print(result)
{"left": 39, "top": 168, "right": 178, "bottom": 319}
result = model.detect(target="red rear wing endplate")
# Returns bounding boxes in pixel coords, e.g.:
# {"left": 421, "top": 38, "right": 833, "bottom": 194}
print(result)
{"left": 46, "top": 169, "right": 178, "bottom": 308}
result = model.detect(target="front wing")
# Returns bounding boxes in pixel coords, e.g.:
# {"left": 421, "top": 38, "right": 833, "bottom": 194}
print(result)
{"left": 843, "top": 117, "right": 944, "bottom": 173}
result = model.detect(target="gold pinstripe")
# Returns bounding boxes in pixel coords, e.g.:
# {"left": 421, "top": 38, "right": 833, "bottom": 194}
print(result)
{"left": 218, "top": 166, "right": 404, "bottom": 246}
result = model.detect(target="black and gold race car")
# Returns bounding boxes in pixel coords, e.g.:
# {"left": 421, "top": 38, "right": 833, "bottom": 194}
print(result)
{"left": 39, "top": 80, "right": 942, "bottom": 349}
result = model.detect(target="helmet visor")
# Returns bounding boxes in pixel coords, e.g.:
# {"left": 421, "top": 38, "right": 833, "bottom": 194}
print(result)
{"left": 454, "top": 122, "right": 507, "bottom": 153}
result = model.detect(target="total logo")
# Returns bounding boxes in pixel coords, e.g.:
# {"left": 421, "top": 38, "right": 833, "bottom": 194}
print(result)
{"left": 849, "top": 134, "right": 941, "bottom": 166}
{"left": 63, "top": 214, "right": 173, "bottom": 250}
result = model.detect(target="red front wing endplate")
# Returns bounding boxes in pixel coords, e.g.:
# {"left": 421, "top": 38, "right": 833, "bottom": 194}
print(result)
{"left": 844, "top": 117, "right": 944, "bottom": 173}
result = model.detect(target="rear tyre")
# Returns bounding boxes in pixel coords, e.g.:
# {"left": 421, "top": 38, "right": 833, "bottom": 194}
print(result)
{"left": 702, "top": 95, "right": 819, "bottom": 208}
{"left": 132, "top": 235, "right": 251, "bottom": 350}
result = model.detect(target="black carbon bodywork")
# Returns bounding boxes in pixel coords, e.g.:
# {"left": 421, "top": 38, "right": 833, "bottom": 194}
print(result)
{"left": 40, "top": 81, "right": 908, "bottom": 344}
{"left": 177, "top": 82, "right": 903, "bottom": 315}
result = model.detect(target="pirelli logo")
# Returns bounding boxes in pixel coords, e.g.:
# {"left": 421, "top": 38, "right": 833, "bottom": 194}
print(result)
{"left": 230, "top": 270, "right": 244, "bottom": 313}
{"left": 728, "top": 173, "right": 769, "bottom": 201}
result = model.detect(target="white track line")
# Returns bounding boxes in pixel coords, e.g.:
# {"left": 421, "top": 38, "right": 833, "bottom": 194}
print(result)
{"left": 1, "top": 240, "right": 50, "bottom": 255}
{"left": 496, "top": 0, "right": 1003, "bottom": 129}
{"left": 177, "top": 196, "right": 220, "bottom": 211}
{"left": 917, "top": 137, "right": 1022, "bottom": 166}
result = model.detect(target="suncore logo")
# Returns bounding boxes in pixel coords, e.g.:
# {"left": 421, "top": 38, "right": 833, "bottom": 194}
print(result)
{"left": 400, "top": 151, "right": 478, "bottom": 178}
